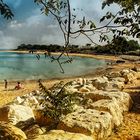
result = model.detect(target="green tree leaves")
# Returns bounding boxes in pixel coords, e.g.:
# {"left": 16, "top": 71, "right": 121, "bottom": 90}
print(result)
{"left": 0, "top": 0, "right": 13, "bottom": 19}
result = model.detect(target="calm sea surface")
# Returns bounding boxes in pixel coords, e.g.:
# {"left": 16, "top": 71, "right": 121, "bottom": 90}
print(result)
{"left": 0, "top": 52, "right": 107, "bottom": 81}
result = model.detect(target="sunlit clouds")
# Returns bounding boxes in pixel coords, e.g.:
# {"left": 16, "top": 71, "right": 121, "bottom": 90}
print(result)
{"left": 0, "top": 0, "right": 120, "bottom": 49}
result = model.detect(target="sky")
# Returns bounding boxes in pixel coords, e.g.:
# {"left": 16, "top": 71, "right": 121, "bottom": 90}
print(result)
{"left": 0, "top": 0, "right": 120, "bottom": 49}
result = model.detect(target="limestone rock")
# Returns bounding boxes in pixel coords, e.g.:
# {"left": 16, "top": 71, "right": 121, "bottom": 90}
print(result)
{"left": 24, "top": 124, "right": 44, "bottom": 139}
{"left": 57, "top": 109, "right": 113, "bottom": 140}
{"left": 111, "top": 77, "right": 125, "bottom": 83}
{"left": 76, "top": 78, "right": 87, "bottom": 86}
{"left": 107, "top": 72, "right": 122, "bottom": 79}
{"left": 134, "top": 71, "right": 140, "bottom": 79}
{"left": 86, "top": 91, "right": 132, "bottom": 112}
{"left": 91, "top": 76, "right": 109, "bottom": 90}
{"left": 34, "top": 110, "right": 54, "bottom": 126}
{"left": 12, "top": 95, "right": 39, "bottom": 109}
{"left": 34, "top": 130, "right": 93, "bottom": 140}
{"left": 0, "top": 105, "right": 34, "bottom": 125}
{"left": 78, "top": 84, "right": 96, "bottom": 93}
{"left": 109, "top": 81, "right": 124, "bottom": 91}
{"left": 120, "top": 69, "right": 130, "bottom": 76}
{"left": 0, "top": 121, "right": 27, "bottom": 140}
{"left": 87, "top": 99, "right": 123, "bottom": 127}
{"left": 123, "top": 72, "right": 136, "bottom": 83}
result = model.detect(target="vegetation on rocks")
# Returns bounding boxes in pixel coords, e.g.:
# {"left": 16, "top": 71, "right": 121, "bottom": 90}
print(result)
{"left": 38, "top": 80, "right": 87, "bottom": 125}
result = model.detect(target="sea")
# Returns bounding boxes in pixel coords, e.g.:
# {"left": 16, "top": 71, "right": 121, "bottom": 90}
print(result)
{"left": 0, "top": 51, "right": 107, "bottom": 81}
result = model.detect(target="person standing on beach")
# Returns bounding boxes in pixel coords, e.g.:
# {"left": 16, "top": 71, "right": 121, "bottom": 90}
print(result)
{"left": 4, "top": 80, "right": 8, "bottom": 90}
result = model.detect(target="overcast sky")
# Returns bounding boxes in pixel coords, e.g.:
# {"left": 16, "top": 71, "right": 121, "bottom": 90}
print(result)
{"left": 0, "top": 0, "right": 120, "bottom": 49}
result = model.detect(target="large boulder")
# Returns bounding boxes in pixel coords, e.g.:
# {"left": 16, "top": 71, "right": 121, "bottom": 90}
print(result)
{"left": 0, "top": 105, "right": 34, "bottom": 125}
{"left": 34, "top": 130, "right": 93, "bottom": 140}
{"left": 109, "top": 81, "right": 124, "bottom": 91}
{"left": 12, "top": 94, "right": 39, "bottom": 109}
{"left": 24, "top": 124, "right": 44, "bottom": 139}
{"left": 91, "top": 76, "right": 109, "bottom": 90}
{"left": 121, "top": 69, "right": 137, "bottom": 83}
{"left": 0, "top": 121, "right": 27, "bottom": 140}
{"left": 33, "top": 110, "right": 54, "bottom": 127}
{"left": 87, "top": 99, "right": 123, "bottom": 127}
{"left": 85, "top": 91, "right": 132, "bottom": 112}
{"left": 57, "top": 109, "right": 113, "bottom": 140}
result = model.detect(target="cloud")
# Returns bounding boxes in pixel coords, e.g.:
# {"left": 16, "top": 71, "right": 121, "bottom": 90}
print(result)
{"left": 0, "top": 30, "right": 20, "bottom": 49}
{"left": 0, "top": 1, "right": 124, "bottom": 49}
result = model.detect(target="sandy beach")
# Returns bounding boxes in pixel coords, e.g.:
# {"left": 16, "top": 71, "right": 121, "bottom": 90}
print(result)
{"left": 0, "top": 51, "right": 125, "bottom": 106}
{"left": 0, "top": 52, "right": 140, "bottom": 139}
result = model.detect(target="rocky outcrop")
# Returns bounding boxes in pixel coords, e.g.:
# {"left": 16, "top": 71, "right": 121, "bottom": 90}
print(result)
{"left": 0, "top": 121, "right": 27, "bottom": 140}
{"left": 34, "top": 130, "right": 93, "bottom": 140}
{"left": 87, "top": 99, "right": 123, "bottom": 127}
{"left": 24, "top": 124, "right": 44, "bottom": 139}
{"left": 0, "top": 105, "right": 34, "bottom": 125}
{"left": 1, "top": 68, "right": 138, "bottom": 140}
{"left": 33, "top": 110, "right": 54, "bottom": 126}
{"left": 121, "top": 69, "right": 140, "bottom": 84}
{"left": 85, "top": 91, "right": 132, "bottom": 112}
{"left": 91, "top": 76, "right": 109, "bottom": 90}
{"left": 57, "top": 109, "right": 113, "bottom": 140}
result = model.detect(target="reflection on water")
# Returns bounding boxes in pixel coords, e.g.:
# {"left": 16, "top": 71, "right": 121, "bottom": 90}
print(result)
{"left": 0, "top": 52, "right": 107, "bottom": 81}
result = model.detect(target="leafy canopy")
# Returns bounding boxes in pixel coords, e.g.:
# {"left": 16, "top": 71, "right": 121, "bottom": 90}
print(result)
{"left": 0, "top": 0, "right": 13, "bottom": 19}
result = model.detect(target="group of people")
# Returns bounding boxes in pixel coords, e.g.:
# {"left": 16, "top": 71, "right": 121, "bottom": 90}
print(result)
{"left": 36, "top": 51, "right": 49, "bottom": 60}
{"left": 4, "top": 80, "right": 23, "bottom": 91}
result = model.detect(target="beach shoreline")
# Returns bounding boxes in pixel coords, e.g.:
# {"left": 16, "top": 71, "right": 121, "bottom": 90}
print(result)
{"left": 0, "top": 50, "right": 139, "bottom": 105}
{"left": 0, "top": 51, "right": 140, "bottom": 139}
{"left": 0, "top": 51, "right": 138, "bottom": 106}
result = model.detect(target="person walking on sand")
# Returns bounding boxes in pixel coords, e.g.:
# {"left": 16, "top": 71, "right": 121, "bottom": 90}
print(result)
{"left": 4, "top": 79, "right": 8, "bottom": 90}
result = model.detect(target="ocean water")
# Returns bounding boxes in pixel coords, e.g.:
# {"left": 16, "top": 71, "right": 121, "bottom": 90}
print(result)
{"left": 0, "top": 52, "right": 107, "bottom": 81}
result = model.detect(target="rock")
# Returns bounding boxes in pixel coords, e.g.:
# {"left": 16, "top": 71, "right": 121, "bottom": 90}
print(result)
{"left": 77, "top": 78, "right": 87, "bottom": 86}
{"left": 109, "top": 81, "right": 124, "bottom": 91}
{"left": 85, "top": 91, "right": 133, "bottom": 112}
{"left": 135, "top": 72, "right": 140, "bottom": 79}
{"left": 92, "top": 76, "right": 109, "bottom": 90}
{"left": 111, "top": 77, "right": 125, "bottom": 83}
{"left": 106, "top": 72, "right": 122, "bottom": 79}
{"left": 57, "top": 109, "right": 113, "bottom": 140}
{"left": 123, "top": 72, "right": 136, "bottom": 84}
{"left": 120, "top": 69, "right": 130, "bottom": 76}
{"left": 16, "top": 118, "right": 35, "bottom": 131}
{"left": 79, "top": 87, "right": 91, "bottom": 93}
{"left": 12, "top": 95, "right": 39, "bottom": 109}
{"left": 131, "top": 65, "right": 140, "bottom": 72}
{"left": 0, "top": 121, "right": 27, "bottom": 140}
{"left": 66, "top": 82, "right": 96, "bottom": 93}
{"left": 87, "top": 99, "right": 123, "bottom": 127}
{"left": 116, "top": 60, "right": 125, "bottom": 63}
{"left": 24, "top": 124, "right": 44, "bottom": 139}
{"left": 22, "top": 96, "right": 39, "bottom": 108}
{"left": 34, "top": 130, "right": 93, "bottom": 140}
{"left": 34, "top": 110, "right": 54, "bottom": 126}
{"left": 0, "top": 105, "right": 34, "bottom": 125}
{"left": 13, "top": 96, "right": 24, "bottom": 104}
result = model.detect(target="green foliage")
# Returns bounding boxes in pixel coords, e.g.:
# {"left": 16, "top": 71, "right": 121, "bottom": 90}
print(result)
{"left": 102, "top": 0, "right": 140, "bottom": 11}
{"left": 0, "top": 0, "right": 13, "bottom": 19}
{"left": 94, "top": 37, "right": 140, "bottom": 55}
{"left": 101, "top": 0, "right": 140, "bottom": 39}
{"left": 38, "top": 80, "right": 85, "bottom": 123}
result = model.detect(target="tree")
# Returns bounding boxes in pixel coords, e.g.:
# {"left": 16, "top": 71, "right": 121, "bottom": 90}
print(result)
{"left": 33, "top": 0, "right": 139, "bottom": 72}
{"left": 0, "top": 0, "right": 13, "bottom": 19}
{"left": 101, "top": 0, "right": 140, "bottom": 38}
